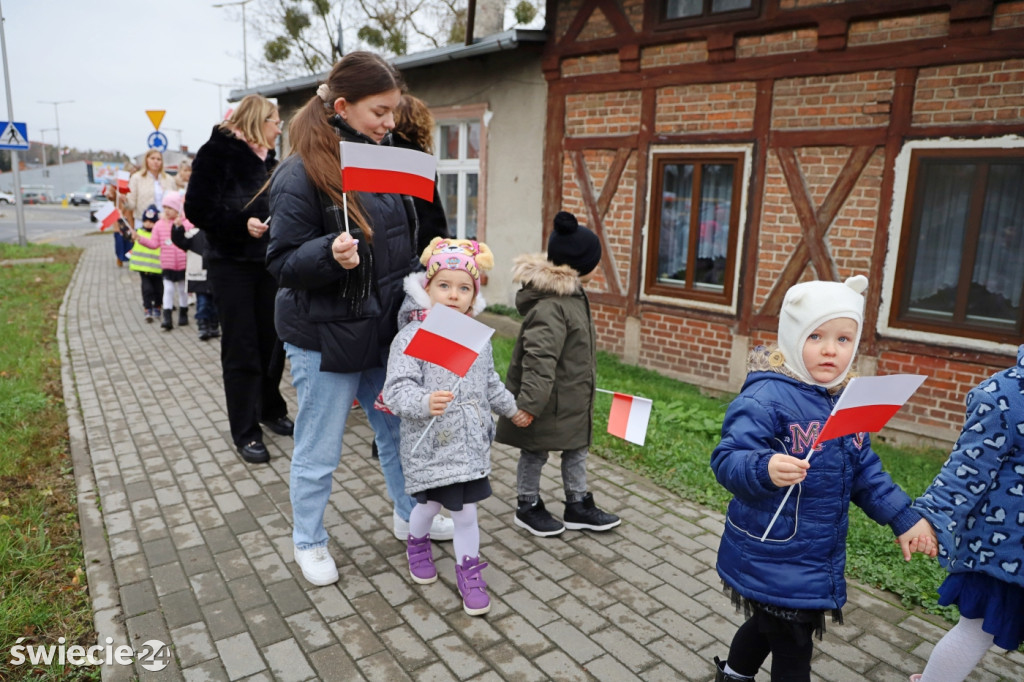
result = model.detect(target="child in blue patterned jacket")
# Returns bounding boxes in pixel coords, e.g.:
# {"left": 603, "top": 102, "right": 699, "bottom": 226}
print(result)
{"left": 910, "top": 345, "right": 1024, "bottom": 682}
{"left": 382, "top": 237, "right": 530, "bottom": 617}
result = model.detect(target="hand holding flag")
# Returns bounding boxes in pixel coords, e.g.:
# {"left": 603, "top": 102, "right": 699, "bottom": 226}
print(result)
{"left": 759, "top": 373, "right": 927, "bottom": 541}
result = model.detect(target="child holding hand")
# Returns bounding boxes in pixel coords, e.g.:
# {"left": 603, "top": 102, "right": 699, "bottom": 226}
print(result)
{"left": 134, "top": 191, "right": 190, "bottom": 331}
{"left": 909, "top": 346, "right": 1024, "bottom": 682}
{"left": 710, "top": 275, "right": 937, "bottom": 682}
{"left": 382, "top": 238, "right": 530, "bottom": 616}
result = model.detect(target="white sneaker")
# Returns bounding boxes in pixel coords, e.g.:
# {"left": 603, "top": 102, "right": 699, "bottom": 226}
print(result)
{"left": 392, "top": 511, "right": 454, "bottom": 541}
{"left": 294, "top": 545, "right": 339, "bottom": 586}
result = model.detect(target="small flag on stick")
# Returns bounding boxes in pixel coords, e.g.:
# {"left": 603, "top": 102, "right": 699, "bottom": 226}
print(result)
{"left": 340, "top": 141, "right": 437, "bottom": 202}
{"left": 607, "top": 392, "right": 653, "bottom": 446}
{"left": 116, "top": 170, "right": 131, "bottom": 194}
{"left": 759, "top": 373, "right": 927, "bottom": 541}
{"left": 95, "top": 202, "right": 122, "bottom": 231}
{"left": 403, "top": 303, "right": 494, "bottom": 377}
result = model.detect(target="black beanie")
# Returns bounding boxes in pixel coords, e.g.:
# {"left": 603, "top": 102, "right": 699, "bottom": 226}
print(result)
{"left": 547, "top": 211, "right": 602, "bottom": 276}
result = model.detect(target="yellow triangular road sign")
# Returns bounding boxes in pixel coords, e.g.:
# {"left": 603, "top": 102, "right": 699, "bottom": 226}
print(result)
{"left": 146, "top": 110, "right": 166, "bottom": 130}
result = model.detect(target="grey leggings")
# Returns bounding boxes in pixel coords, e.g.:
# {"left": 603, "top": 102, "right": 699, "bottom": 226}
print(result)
{"left": 517, "top": 448, "right": 588, "bottom": 503}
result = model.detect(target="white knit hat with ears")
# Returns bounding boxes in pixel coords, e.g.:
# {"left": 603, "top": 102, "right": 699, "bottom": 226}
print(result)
{"left": 777, "top": 274, "right": 869, "bottom": 389}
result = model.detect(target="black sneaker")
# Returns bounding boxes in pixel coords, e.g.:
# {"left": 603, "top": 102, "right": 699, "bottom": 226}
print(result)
{"left": 563, "top": 493, "right": 621, "bottom": 531}
{"left": 514, "top": 498, "right": 565, "bottom": 537}
{"left": 237, "top": 440, "right": 269, "bottom": 464}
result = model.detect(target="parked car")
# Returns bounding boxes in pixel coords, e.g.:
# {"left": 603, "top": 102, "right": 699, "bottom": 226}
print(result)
{"left": 0, "top": 190, "right": 14, "bottom": 204}
{"left": 70, "top": 183, "right": 104, "bottom": 206}
{"left": 89, "top": 194, "right": 110, "bottom": 223}
{"left": 22, "top": 189, "right": 52, "bottom": 204}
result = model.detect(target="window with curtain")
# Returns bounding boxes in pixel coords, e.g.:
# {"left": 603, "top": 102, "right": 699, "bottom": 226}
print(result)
{"left": 435, "top": 119, "right": 481, "bottom": 240}
{"left": 894, "top": 149, "right": 1024, "bottom": 341}
{"left": 661, "top": 0, "right": 757, "bottom": 24}
{"left": 645, "top": 153, "right": 742, "bottom": 304}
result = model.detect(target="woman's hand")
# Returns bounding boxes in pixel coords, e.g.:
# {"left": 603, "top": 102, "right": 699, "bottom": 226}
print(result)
{"left": 767, "top": 453, "right": 810, "bottom": 487}
{"left": 247, "top": 216, "right": 269, "bottom": 239}
{"left": 331, "top": 232, "right": 360, "bottom": 269}
{"left": 428, "top": 391, "right": 454, "bottom": 416}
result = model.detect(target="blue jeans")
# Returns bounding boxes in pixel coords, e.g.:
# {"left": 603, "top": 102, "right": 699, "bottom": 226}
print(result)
{"left": 195, "top": 292, "right": 218, "bottom": 323}
{"left": 286, "top": 343, "right": 414, "bottom": 550}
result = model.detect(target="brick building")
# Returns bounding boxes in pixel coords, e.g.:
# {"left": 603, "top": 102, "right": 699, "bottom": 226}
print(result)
{"left": 542, "top": 0, "right": 1024, "bottom": 445}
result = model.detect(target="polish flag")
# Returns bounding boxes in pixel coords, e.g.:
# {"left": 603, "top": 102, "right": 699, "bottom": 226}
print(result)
{"left": 95, "top": 202, "right": 122, "bottom": 231}
{"left": 117, "top": 170, "right": 131, "bottom": 194}
{"left": 340, "top": 141, "right": 436, "bottom": 202}
{"left": 403, "top": 303, "right": 494, "bottom": 377}
{"left": 607, "top": 393, "right": 653, "bottom": 446}
{"left": 814, "top": 374, "right": 927, "bottom": 446}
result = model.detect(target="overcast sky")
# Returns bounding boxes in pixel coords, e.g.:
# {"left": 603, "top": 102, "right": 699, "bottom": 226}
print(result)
{"left": 0, "top": 1, "right": 287, "bottom": 157}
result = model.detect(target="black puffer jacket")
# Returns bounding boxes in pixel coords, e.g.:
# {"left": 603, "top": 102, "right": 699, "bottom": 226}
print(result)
{"left": 185, "top": 125, "right": 276, "bottom": 262}
{"left": 265, "top": 122, "right": 417, "bottom": 373}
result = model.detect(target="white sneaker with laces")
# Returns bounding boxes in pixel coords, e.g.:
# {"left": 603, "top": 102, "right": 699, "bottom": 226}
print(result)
{"left": 294, "top": 545, "right": 339, "bottom": 586}
{"left": 392, "top": 511, "right": 454, "bottom": 541}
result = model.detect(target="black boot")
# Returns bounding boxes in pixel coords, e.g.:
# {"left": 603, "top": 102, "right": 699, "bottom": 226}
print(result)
{"left": 514, "top": 497, "right": 565, "bottom": 537}
{"left": 207, "top": 321, "right": 220, "bottom": 338}
{"left": 563, "top": 492, "right": 621, "bottom": 531}
{"left": 198, "top": 320, "right": 211, "bottom": 341}
{"left": 161, "top": 309, "right": 173, "bottom": 331}
{"left": 714, "top": 656, "right": 753, "bottom": 681}
{"left": 178, "top": 307, "right": 189, "bottom": 326}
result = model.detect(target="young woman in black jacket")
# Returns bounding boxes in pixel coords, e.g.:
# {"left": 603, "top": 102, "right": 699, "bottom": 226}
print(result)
{"left": 184, "top": 95, "right": 292, "bottom": 464}
{"left": 265, "top": 51, "right": 453, "bottom": 587}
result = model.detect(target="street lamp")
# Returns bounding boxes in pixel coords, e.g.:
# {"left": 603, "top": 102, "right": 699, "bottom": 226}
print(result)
{"left": 193, "top": 78, "right": 233, "bottom": 120}
{"left": 213, "top": 0, "right": 253, "bottom": 88}
{"left": 39, "top": 127, "right": 56, "bottom": 167}
{"left": 37, "top": 99, "right": 73, "bottom": 199}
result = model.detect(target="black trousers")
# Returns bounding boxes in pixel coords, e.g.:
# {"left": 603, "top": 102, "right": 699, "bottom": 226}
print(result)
{"left": 139, "top": 272, "right": 163, "bottom": 310}
{"left": 207, "top": 258, "right": 287, "bottom": 446}
{"left": 727, "top": 610, "right": 814, "bottom": 681}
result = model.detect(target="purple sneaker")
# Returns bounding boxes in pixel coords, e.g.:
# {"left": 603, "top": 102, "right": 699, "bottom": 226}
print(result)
{"left": 407, "top": 534, "right": 437, "bottom": 584}
{"left": 455, "top": 556, "right": 490, "bottom": 616}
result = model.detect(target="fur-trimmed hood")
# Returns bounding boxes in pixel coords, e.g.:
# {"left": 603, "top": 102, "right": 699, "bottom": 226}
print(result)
{"left": 512, "top": 253, "right": 582, "bottom": 297}
{"left": 396, "top": 271, "right": 486, "bottom": 331}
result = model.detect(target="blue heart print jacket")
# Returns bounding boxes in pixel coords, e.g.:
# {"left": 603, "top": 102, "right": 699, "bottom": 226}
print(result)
{"left": 712, "top": 354, "right": 922, "bottom": 612}
{"left": 913, "top": 345, "right": 1024, "bottom": 588}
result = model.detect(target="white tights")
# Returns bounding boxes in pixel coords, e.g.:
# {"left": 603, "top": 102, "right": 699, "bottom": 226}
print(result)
{"left": 919, "top": 616, "right": 995, "bottom": 682}
{"left": 162, "top": 278, "right": 188, "bottom": 311}
{"left": 409, "top": 501, "right": 480, "bottom": 562}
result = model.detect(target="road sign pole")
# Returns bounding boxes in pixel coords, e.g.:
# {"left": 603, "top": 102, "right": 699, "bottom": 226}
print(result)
{"left": 0, "top": 0, "right": 28, "bottom": 246}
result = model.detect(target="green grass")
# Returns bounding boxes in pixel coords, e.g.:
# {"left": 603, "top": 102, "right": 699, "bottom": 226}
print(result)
{"left": 0, "top": 243, "right": 98, "bottom": 680}
{"left": 491, "top": 335, "right": 954, "bottom": 621}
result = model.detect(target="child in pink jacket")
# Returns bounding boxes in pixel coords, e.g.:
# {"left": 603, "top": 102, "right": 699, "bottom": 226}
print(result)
{"left": 135, "top": 191, "right": 190, "bottom": 330}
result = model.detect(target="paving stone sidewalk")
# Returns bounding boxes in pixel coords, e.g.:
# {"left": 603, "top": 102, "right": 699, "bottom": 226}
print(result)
{"left": 57, "top": 234, "right": 1023, "bottom": 681}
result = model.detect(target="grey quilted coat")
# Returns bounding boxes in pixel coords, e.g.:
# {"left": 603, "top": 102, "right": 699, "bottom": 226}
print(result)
{"left": 382, "top": 273, "right": 518, "bottom": 495}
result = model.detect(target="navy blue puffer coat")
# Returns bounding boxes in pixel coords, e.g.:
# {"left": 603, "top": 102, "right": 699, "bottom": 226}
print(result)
{"left": 712, "top": 365, "right": 921, "bottom": 611}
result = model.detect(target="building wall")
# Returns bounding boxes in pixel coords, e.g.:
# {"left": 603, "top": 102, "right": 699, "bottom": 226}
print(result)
{"left": 546, "top": 0, "right": 1024, "bottom": 445}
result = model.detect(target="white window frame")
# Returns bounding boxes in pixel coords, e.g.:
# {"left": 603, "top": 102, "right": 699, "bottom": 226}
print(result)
{"left": 880, "top": 135, "right": 1024, "bottom": 354}
{"left": 432, "top": 104, "right": 488, "bottom": 241}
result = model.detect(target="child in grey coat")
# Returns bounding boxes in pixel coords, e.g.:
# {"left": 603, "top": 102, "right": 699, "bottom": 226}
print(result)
{"left": 382, "top": 238, "right": 530, "bottom": 616}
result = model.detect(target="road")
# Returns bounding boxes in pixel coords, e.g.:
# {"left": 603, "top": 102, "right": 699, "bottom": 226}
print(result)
{"left": 0, "top": 204, "right": 98, "bottom": 245}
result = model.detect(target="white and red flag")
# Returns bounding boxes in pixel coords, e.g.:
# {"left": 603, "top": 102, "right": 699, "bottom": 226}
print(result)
{"left": 116, "top": 169, "right": 131, "bottom": 194}
{"left": 812, "top": 374, "right": 927, "bottom": 447}
{"left": 607, "top": 392, "right": 653, "bottom": 446}
{"left": 95, "top": 202, "right": 122, "bottom": 231}
{"left": 340, "top": 141, "right": 436, "bottom": 202}
{"left": 403, "top": 303, "right": 494, "bottom": 377}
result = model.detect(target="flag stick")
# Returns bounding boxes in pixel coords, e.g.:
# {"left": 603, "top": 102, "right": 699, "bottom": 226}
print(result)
{"left": 409, "top": 376, "right": 465, "bottom": 455}
{"left": 759, "top": 434, "right": 822, "bottom": 542}
{"left": 342, "top": 191, "right": 350, "bottom": 234}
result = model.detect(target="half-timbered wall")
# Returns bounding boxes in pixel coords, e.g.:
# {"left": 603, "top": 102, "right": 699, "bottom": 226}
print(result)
{"left": 543, "top": 0, "right": 1024, "bottom": 444}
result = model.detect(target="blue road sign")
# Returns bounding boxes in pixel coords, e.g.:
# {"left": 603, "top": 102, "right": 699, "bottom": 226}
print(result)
{"left": 147, "top": 131, "right": 168, "bottom": 152}
{"left": 0, "top": 121, "right": 30, "bottom": 150}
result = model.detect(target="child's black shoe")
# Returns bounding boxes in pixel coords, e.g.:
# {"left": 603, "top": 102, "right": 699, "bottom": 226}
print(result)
{"left": 563, "top": 493, "right": 621, "bottom": 531}
{"left": 514, "top": 498, "right": 565, "bottom": 537}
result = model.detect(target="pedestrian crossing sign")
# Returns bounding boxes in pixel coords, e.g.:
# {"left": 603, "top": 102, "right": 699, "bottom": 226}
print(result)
{"left": 0, "top": 121, "right": 29, "bottom": 150}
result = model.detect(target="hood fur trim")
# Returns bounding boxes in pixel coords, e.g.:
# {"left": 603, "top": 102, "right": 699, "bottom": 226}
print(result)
{"left": 512, "top": 253, "right": 581, "bottom": 297}
{"left": 402, "top": 271, "right": 486, "bottom": 317}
